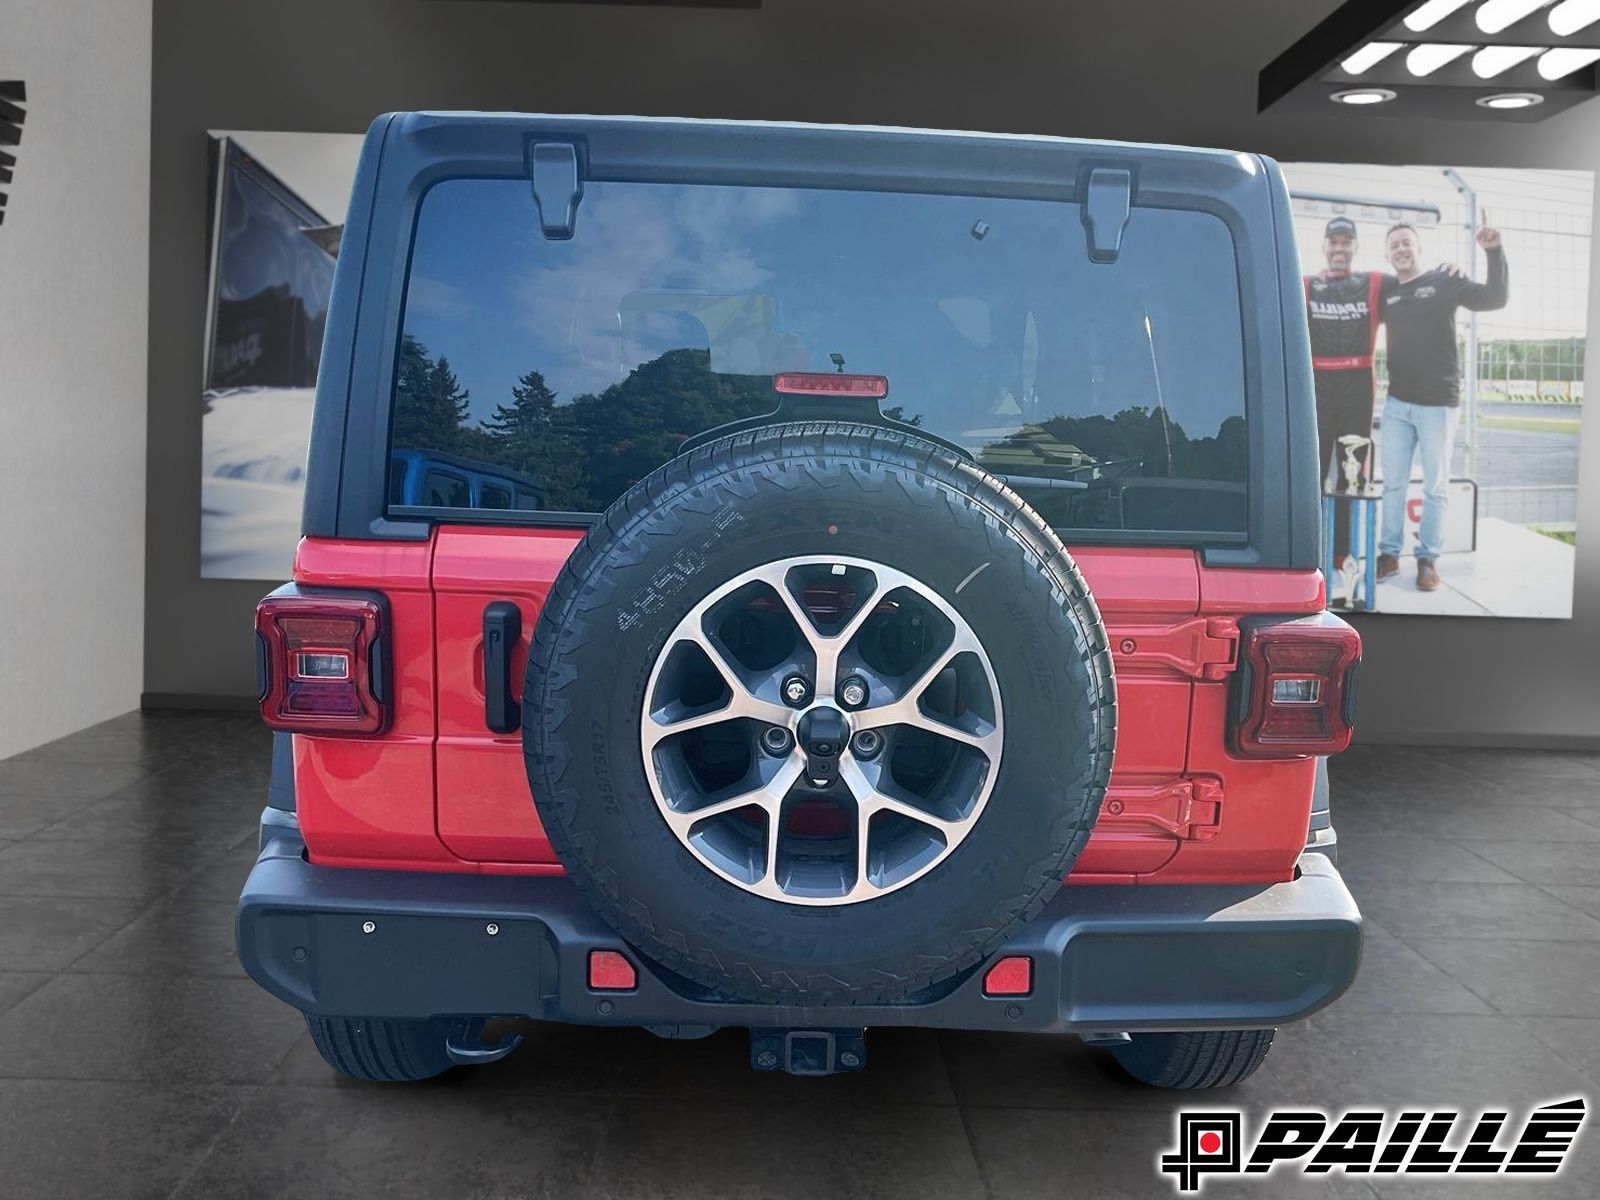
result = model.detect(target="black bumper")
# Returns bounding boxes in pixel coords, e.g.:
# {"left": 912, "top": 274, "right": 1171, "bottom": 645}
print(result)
{"left": 237, "top": 809, "right": 1362, "bottom": 1034}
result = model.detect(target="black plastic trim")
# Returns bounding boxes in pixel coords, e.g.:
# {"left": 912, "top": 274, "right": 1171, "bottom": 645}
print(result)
{"left": 267, "top": 733, "right": 297, "bottom": 813}
{"left": 482, "top": 601, "right": 522, "bottom": 734}
{"left": 237, "top": 814, "right": 1362, "bottom": 1034}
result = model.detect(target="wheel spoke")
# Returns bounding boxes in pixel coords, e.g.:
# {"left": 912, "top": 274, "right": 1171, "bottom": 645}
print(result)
{"left": 770, "top": 567, "right": 884, "bottom": 698}
{"left": 849, "top": 636, "right": 998, "bottom": 757}
{"left": 840, "top": 757, "right": 959, "bottom": 834}
{"left": 659, "top": 755, "right": 802, "bottom": 838}
{"left": 643, "top": 631, "right": 795, "bottom": 749}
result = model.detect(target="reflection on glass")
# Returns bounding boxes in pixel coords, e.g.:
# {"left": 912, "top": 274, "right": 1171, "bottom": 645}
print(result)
{"left": 390, "top": 178, "right": 1249, "bottom": 535}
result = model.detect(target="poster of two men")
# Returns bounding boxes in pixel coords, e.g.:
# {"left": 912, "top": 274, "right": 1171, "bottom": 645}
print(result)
{"left": 1284, "top": 163, "right": 1589, "bottom": 619}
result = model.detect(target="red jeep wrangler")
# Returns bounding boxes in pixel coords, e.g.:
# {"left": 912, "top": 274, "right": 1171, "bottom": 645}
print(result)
{"left": 238, "top": 113, "right": 1363, "bottom": 1087}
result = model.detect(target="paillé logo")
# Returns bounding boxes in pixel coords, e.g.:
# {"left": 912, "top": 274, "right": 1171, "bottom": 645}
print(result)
{"left": 1160, "top": 1097, "right": 1587, "bottom": 1192}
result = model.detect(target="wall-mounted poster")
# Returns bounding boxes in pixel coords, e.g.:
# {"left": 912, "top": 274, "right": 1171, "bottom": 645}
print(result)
{"left": 199, "top": 130, "right": 361, "bottom": 580}
{"left": 1281, "top": 164, "right": 1589, "bottom": 619}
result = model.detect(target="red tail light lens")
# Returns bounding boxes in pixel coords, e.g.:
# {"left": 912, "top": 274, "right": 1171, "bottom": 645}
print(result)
{"left": 1234, "top": 614, "right": 1361, "bottom": 758}
{"left": 773, "top": 371, "right": 889, "bottom": 398}
{"left": 255, "top": 591, "right": 388, "bottom": 735}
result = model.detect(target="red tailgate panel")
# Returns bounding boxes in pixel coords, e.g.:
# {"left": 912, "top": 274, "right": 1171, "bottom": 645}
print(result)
{"left": 432, "top": 526, "right": 585, "bottom": 863}
{"left": 291, "top": 532, "right": 1328, "bottom": 886}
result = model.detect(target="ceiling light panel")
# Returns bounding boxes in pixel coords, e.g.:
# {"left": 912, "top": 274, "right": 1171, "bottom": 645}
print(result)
{"left": 1549, "top": 0, "right": 1600, "bottom": 35}
{"left": 1477, "top": 0, "right": 1554, "bottom": 34}
{"left": 1260, "top": 0, "right": 1600, "bottom": 121}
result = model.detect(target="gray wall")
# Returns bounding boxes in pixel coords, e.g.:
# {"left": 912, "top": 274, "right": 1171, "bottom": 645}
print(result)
{"left": 146, "top": 0, "right": 1600, "bottom": 745}
{"left": 1, "top": 0, "right": 151, "bottom": 758}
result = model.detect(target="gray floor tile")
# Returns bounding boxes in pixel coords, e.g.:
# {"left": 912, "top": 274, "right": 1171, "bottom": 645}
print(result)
{"left": 0, "top": 758, "right": 154, "bottom": 801}
{"left": 1400, "top": 938, "right": 1600, "bottom": 1018}
{"left": 1270, "top": 1009, "right": 1595, "bottom": 1107}
{"left": 938, "top": 1027, "right": 1207, "bottom": 1112}
{"left": 1512, "top": 1016, "right": 1600, "bottom": 1084}
{"left": 1354, "top": 880, "right": 1600, "bottom": 942}
{"left": 1409, "top": 747, "right": 1600, "bottom": 786}
{"left": 0, "top": 791, "right": 111, "bottom": 840}
{"left": 0, "top": 1080, "right": 251, "bottom": 1200}
{"left": 41, "top": 767, "right": 264, "bottom": 847}
{"left": 1449, "top": 839, "right": 1600, "bottom": 885}
{"left": 0, "top": 834, "right": 212, "bottom": 900}
{"left": 1337, "top": 804, "right": 1600, "bottom": 843}
{"left": 590, "top": 1097, "right": 983, "bottom": 1200}
{"left": 176, "top": 838, "right": 262, "bottom": 902}
{"left": 0, "top": 971, "right": 52, "bottom": 1016}
{"left": 0, "top": 893, "right": 135, "bottom": 971}
{"left": 1541, "top": 885, "right": 1600, "bottom": 920}
{"left": 0, "top": 972, "right": 304, "bottom": 1084}
{"left": 173, "top": 1085, "right": 610, "bottom": 1200}
{"left": 70, "top": 895, "right": 243, "bottom": 977}
{"left": 1332, "top": 922, "right": 1493, "bottom": 1015}
{"left": 962, "top": 1105, "right": 1381, "bottom": 1199}
{"left": 1336, "top": 836, "right": 1521, "bottom": 885}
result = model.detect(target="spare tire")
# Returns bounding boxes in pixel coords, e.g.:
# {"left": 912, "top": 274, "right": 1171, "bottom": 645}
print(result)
{"left": 523, "top": 422, "right": 1114, "bottom": 1005}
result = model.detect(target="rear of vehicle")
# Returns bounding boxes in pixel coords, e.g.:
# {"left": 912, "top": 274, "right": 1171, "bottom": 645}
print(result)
{"left": 239, "top": 113, "right": 1361, "bottom": 1085}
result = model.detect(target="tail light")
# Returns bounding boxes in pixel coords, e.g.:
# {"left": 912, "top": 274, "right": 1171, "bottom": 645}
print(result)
{"left": 1233, "top": 613, "right": 1361, "bottom": 758}
{"left": 255, "top": 588, "right": 389, "bottom": 735}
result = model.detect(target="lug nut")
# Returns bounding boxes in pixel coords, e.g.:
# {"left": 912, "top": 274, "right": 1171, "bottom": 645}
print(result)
{"left": 850, "top": 729, "right": 884, "bottom": 759}
{"left": 782, "top": 675, "right": 811, "bottom": 707}
{"left": 839, "top": 676, "right": 869, "bottom": 708}
{"left": 761, "top": 726, "right": 794, "bottom": 756}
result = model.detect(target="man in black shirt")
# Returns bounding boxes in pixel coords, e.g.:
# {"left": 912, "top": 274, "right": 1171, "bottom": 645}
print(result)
{"left": 1377, "top": 219, "right": 1509, "bottom": 592}
{"left": 1305, "top": 216, "right": 1383, "bottom": 569}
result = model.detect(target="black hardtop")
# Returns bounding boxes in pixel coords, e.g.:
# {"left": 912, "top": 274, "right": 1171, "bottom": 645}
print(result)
{"left": 303, "top": 112, "right": 1319, "bottom": 570}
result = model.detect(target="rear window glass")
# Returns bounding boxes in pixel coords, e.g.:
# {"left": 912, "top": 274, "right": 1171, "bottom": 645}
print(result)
{"left": 390, "top": 178, "right": 1249, "bottom": 537}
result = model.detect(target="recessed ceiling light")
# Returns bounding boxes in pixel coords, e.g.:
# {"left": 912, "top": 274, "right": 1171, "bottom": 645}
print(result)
{"left": 1539, "top": 45, "right": 1600, "bottom": 77}
{"left": 1478, "top": 0, "right": 1553, "bottom": 34}
{"left": 1407, "top": 43, "right": 1475, "bottom": 75}
{"left": 1476, "top": 91, "right": 1547, "bottom": 107}
{"left": 1549, "top": 0, "right": 1600, "bottom": 35}
{"left": 1341, "top": 41, "right": 1404, "bottom": 73}
{"left": 1405, "top": 0, "right": 1474, "bottom": 31}
{"left": 1331, "top": 87, "right": 1399, "bottom": 104}
{"left": 1473, "top": 44, "right": 1544, "bottom": 76}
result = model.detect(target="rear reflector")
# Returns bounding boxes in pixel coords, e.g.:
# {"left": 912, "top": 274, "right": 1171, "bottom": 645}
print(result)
{"left": 588, "top": 949, "right": 638, "bottom": 992}
{"left": 255, "top": 591, "right": 387, "bottom": 735}
{"left": 1234, "top": 614, "right": 1361, "bottom": 758}
{"left": 983, "top": 955, "right": 1033, "bottom": 996}
{"left": 773, "top": 371, "right": 889, "bottom": 399}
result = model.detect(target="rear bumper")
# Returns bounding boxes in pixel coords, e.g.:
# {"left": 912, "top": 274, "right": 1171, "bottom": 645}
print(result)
{"left": 237, "top": 809, "right": 1362, "bottom": 1034}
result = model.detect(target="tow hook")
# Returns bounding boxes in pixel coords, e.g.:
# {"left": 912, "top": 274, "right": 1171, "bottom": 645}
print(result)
{"left": 750, "top": 1027, "right": 867, "bottom": 1076}
{"left": 443, "top": 1018, "right": 523, "bottom": 1066}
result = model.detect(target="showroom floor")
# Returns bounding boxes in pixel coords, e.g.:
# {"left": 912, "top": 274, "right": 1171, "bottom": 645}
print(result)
{"left": 0, "top": 712, "right": 1597, "bottom": 1198}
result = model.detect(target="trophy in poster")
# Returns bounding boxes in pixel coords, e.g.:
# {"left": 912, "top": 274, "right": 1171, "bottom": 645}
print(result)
{"left": 1336, "top": 434, "right": 1372, "bottom": 495}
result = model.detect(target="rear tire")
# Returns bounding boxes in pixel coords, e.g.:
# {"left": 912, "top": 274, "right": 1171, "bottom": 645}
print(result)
{"left": 304, "top": 1014, "right": 455, "bottom": 1082}
{"left": 1110, "top": 1029, "right": 1275, "bottom": 1089}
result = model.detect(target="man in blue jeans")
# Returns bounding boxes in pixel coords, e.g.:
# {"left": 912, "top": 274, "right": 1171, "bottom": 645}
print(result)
{"left": 1377, "top": 217, "right": 1508, "bottom": 592}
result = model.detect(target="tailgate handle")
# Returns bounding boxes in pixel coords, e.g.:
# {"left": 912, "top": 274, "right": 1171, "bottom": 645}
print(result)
{"left": 483, "top": 601, "right": 522, "bottom": 734}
